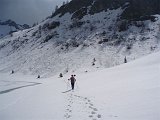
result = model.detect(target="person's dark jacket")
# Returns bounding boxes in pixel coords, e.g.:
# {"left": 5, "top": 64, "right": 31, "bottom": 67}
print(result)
{"left": 70, "top": 76, "right": 76, "bottom": 84}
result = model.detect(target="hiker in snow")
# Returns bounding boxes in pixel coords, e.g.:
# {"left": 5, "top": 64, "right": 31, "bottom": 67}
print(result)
{"left": 68, "top": 75, "right": 76, "bottom": 90}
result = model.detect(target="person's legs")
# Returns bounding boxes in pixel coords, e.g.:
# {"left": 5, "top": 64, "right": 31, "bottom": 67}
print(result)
{"left": 71, "top": 83, "right": 74, "bottom": 90}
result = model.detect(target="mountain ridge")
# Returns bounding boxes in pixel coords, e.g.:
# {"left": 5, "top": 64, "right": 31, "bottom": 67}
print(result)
{"left": 52, "top": 0, "right": 160, "bottom": 21}
{"left": 0, "top": 19, "right": 30, "bottom": 38}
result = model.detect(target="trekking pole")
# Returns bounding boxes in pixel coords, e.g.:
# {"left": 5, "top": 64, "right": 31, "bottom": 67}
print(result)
{"left": 67, "top": 81, "right": 70, "bottom": 89}
{"left": 67, "top": 79, "right": 71, "bottom": 90}
{"left": 63, "top": 79, "right": 68, "bottom": 90}
{"left": 75, "top": 81, "right": 79, "bottom": 90}
{"left": 63, "top": 79, "right": 70, "bottom": 90}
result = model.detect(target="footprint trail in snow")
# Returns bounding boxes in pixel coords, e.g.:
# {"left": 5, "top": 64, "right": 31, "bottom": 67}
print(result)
{"left": 64, "top": 92, "right": 102, "bottom": 120}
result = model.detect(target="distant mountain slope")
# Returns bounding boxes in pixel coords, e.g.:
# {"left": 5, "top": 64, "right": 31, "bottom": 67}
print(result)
{"left": 0, "top": 0, "right": 160, "bottom": 77}
{"left": 0, "top": 19, "right": 30, "bottom": 38}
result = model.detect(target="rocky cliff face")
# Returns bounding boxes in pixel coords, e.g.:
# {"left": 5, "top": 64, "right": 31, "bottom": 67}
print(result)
{"left": 52, "top": 0, "right": 160, "bottom": 21}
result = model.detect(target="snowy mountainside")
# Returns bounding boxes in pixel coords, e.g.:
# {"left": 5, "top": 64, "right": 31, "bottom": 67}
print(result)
{"left": 0, "top": 0, "right": 160, "bottom": 77}
{"left": 0, "top": 19, "right": 30, "bottom": 38}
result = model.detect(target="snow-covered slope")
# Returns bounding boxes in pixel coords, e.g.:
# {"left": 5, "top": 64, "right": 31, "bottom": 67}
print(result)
{"left": 0, "top": 51, "right": 159, "bottom": 120}
{"left": 0, "top": 13, "right": 160, "bottom": 77}
{"left": 0, "top": 0, "right": 160, "bottom": 77}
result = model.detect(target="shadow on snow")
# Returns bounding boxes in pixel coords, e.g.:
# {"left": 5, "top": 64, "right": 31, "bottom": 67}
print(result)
{"left": 62, "top": 89, "right": 72, "bottom": 93}
{"left": 0, "top": 83, "right": 41, "bottom": 94}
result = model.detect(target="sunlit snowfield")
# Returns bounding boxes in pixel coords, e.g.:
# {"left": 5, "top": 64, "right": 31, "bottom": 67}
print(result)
{"left": 0, "top": 52, "right": 160, "bottom": 120}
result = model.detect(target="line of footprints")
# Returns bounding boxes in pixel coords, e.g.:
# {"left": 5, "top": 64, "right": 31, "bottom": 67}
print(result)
{"left": 64, "top": 93, "right": 102, "bottom": 120}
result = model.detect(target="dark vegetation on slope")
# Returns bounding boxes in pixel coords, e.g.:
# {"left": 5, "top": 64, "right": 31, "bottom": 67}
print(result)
{"left": 52, "top": 0, "right": 160, "bottom": 21}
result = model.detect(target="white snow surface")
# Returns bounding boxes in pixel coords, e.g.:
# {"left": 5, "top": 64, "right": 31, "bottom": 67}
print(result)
{"left": 0, "top": 51, "right": 159, "bottom": 120}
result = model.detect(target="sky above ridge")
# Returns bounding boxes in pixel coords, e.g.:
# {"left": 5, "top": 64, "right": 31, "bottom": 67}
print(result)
{"left": 0, "top": 0, "right": 66, "bottom": 25}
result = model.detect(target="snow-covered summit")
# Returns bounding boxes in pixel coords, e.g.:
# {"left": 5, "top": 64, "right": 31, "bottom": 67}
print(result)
{"left": 0, "top": 0, "right": 160, "bottom": 77}
{"left": 0, "top": 19, "right": 30, "bottom": 38}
